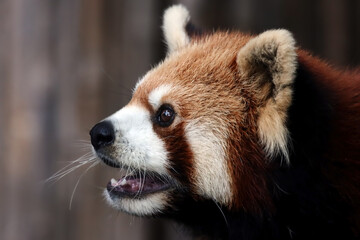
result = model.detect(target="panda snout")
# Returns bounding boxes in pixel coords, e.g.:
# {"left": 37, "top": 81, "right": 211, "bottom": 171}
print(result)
{"left": 90, "top": 121, "right": 115, "bottom": 150}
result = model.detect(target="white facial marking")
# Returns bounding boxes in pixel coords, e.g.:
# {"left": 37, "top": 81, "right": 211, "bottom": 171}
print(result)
{"left": 185, "top": 120, "right": 232, "bottom": 205}
{"left": 107, "top": 105, "right": 169, "bottom": 174}
{"left": 103, "top": 190, "right": 169, "bottom": 216}
{"left": 148, "top": 85, "right": 173, "bottom": 110}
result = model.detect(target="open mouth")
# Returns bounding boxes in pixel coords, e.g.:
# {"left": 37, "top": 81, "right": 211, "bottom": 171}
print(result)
{"left": 97, "top": 153, "right": 174, "bottom": 198}
{"left": 107, "top": 172, "right": 173, "bottom": 198}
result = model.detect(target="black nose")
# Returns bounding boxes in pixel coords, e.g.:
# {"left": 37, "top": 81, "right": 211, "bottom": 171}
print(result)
{"left": 90, "top": 121, "right": 115, "bottom": 150}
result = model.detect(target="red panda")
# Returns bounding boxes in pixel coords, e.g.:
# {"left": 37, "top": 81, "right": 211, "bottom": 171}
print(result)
{"left": 89, "top": 4, "right": 360, "bottom": 240}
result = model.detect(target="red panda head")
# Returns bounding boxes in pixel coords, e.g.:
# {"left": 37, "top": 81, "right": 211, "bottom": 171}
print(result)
{"left": 90, "top": 5, "right": 297, "bottom": 216}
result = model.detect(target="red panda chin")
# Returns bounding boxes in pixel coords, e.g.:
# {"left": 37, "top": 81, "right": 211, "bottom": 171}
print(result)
{"left": 103, "top": 181, "right": 174, "bottom": 216}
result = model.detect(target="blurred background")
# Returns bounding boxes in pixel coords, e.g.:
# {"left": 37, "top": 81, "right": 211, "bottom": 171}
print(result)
{"left": 0, "top": 0, "right": 359, "bottom": 239}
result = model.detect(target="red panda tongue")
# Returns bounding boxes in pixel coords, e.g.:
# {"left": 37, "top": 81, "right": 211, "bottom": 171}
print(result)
{"left": 106, "top": 175, "right": 170, "bottom": 198}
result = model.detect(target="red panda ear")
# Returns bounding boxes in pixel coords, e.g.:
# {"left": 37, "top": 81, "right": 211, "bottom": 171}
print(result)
{"left": 237, "top": 29, "right": 297, "bottom": 163}
{"left": 162, "top": 5, "right": 191, "bottom": 54}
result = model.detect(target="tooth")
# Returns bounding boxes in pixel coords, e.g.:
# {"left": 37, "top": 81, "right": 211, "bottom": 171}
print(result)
{"left": 119, "top": 178, "right": 127, "bottom": 186}
{"left": 111, "top": 178, "right": 118, "bottom": 186}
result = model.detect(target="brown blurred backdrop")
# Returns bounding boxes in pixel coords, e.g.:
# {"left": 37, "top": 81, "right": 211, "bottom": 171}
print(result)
{"left": 0, "top": 0, "right": 359, "bottom": 240}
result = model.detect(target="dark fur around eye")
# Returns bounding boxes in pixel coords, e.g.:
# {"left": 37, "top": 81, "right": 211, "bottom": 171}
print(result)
{"left": 154, "top": 104, "right": 176, "bottom": 127}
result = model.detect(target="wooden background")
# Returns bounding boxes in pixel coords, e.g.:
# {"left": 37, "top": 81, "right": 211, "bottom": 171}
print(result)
{"left": 0, "top": 0, "right": 359, "bottom": 239}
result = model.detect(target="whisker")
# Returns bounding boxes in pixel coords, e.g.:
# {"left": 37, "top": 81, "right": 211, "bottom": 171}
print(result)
{"left": 167, "top": 164, "right": 180, "bottom": 176}
{"left": 69, "top": 161, "right": 100, "bottom": 210}
{"left": 140, "top": 166, "right": 146, "bottom": 196}
{"left": 134, "top": 164, "right": 143, "bottom": 198}
{"left": 156, "top": 174, "right": 168, "bottom": 185}
{"left": 74, "top": 140, "right": 92, "bottom": 144}
{"left": 213, "top": 200, "right": 229, "bottom": 230}
{"left": 71, "top": 141, "right": 93, "bottom": 152}
{"left": 45, "top": 153, "right": 97, "bottom": 183}
{"left": 46, "top": 159, "right": 97, "bottom": 183}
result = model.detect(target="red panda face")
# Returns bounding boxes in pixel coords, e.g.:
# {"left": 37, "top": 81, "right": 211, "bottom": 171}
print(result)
{"left": 97, "top": 43, "right": 243, "bottom": 215}
{"left": 90, "top": 5, "right": 297, "bottom": 216}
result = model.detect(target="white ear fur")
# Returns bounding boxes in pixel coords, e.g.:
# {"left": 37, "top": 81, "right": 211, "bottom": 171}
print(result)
{"left": 237, "top": 29, "right": 297, "bottom": 163}
{"left": 162, "top": 4, "right": 191, "bottom": 54}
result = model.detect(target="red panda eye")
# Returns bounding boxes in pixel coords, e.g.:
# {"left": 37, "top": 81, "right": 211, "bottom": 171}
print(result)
{"left": 155, "top": 105, "right": 175, "bottom": 127}
{"left": 161, "top": 109, "right": 172, "bottom": 122}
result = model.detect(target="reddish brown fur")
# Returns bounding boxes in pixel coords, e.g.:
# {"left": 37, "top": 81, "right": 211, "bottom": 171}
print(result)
{"left": 225, "top": 88, "right": 273, "bottom": 213}
{"left": 297, "top": 50, "right": 360, "bottom": 232}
